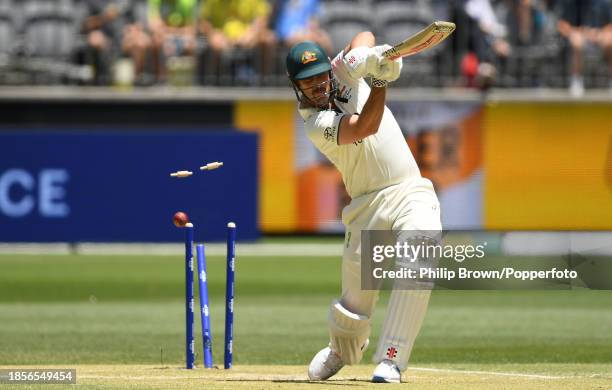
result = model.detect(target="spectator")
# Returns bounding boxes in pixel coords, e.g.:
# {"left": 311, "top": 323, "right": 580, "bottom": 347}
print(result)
{"left": 121, "top": 6, "right": 152, "bottom": 85}
{"left": 82, "top": 0, "right": 149, "bottom": 85}
{"left": 500, "top": 0, "right": 554, "bottom": 87}
{"left": 557, "top": 0, "right": 612, "bottom": 96}
{"left": 462, "top": 0, "right": 511, "bottom": 88}
{"left": 199, "top": 0, "right": 277, "bottom": 83}
{"left": 603, "top": 1, "right": 612, "bottom": 91}
{"left": 273, "top": 0, "right": 332, "bottom": 54}
{"left": 465, "top": 0, "right": 511, "bottom": 58}
{"left": 148, "top": 0, "right": 198, "bottom": 83}
{"left": 594, "top": 0, "right": 611, "bottom": 85}
{"left": 505, "top": 0, "right": 546, "bottom": 47}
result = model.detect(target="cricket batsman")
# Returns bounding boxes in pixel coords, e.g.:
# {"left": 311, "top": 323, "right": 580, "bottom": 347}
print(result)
{"left": 286, "top": 33, "right": 442, "bottom": 383}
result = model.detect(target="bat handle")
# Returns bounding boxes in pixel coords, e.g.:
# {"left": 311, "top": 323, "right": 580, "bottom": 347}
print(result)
{"left": 382, "top": 48, "right": 399, "bottom": 60}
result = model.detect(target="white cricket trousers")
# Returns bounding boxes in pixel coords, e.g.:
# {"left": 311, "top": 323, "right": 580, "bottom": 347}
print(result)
{"left": 339, "top": 177, "right": 442, "bottom": 371}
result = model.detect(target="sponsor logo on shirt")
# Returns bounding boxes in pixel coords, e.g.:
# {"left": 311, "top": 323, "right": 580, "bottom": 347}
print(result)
{"left": 323, "top": 126, "right": 336, "bottom": 142}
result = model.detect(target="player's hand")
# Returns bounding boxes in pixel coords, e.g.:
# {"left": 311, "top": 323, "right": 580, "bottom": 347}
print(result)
{"left": 343, "top": 46, "right": 378, "bottom": 79}
{"left": 370, "top": 45, "right": 402, "bottom": 82}
{"left": 376, "top": 57, "right": 402, "bottom": 82}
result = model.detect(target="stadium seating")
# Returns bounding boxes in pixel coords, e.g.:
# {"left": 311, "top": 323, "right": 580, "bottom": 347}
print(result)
{"left": 0, "top": 0, "right": 608, "bottom": 90}
{"left": 17, "top": 0, "right": 88, "bottom": 84}
{"left": 374, "top": 0, "right": 439, "bottom": 86}
{"left": 0, "top": 0, "right": 17, "bottom": 57}
{"left": 0, "top": 0, "right": 21, "bottom": 83}
{"left": 320, "top": 1, "right": 373, "bottom": 54}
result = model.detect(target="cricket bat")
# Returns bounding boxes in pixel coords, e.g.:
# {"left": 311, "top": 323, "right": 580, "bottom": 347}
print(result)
{"left": 382, "top": 21, "right": 456, "bottom": 60}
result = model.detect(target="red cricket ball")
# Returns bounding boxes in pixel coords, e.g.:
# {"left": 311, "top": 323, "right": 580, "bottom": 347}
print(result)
{"left": 173, "top": 211, "right": 189, "bottom": 228}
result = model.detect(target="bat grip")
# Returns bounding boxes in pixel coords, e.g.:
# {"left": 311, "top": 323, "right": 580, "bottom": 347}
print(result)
{"left": 382, "top": 48, "right": 399, "bottom": 60}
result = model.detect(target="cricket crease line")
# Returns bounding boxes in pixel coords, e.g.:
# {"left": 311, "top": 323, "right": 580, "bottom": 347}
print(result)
{"left": 410, "top": 366, "right": 570, "bottom": 379}
{"left": 77, "top": 368, "right": 603, "bottom": 381}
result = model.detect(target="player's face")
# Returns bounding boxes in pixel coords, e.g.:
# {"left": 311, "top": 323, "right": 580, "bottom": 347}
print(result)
{"left": 297, "top": 73, "right": 331, "bottom": 107}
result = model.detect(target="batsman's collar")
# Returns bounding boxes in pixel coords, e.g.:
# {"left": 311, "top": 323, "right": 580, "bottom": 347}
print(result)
{"left": 298, "top": 106, "right": 317, "bottom": 120}
{"left": 286, "top": 41, "right": 331, "bottom": 80}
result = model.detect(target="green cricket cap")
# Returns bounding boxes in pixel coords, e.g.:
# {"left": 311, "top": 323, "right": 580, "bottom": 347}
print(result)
{"left": 286, "top": 41, "right": 331, "bottom": 80}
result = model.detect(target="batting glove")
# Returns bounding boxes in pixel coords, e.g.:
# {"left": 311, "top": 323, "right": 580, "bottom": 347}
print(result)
{"left": 369, "top": 45, "right": 403, "bottom": 82}
{"left": 343, "top": 46, "right": 380, "bottom": 80}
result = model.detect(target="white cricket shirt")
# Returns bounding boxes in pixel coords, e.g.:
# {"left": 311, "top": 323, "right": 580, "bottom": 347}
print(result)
{"left": 298, "top": 51, "right": 421, "bottom": 199}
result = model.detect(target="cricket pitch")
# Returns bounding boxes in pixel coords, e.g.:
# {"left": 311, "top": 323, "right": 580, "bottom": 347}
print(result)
{"left": 2, "top": 364, "right": 610, "bottom": 389}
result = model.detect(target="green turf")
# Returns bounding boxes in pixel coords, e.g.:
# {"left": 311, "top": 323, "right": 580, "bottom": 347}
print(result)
{"left": 0, "top": 254, "right": 611, "bottom": 366}
{"left": 260, "top": 235, "right": 344, "bottom": 244}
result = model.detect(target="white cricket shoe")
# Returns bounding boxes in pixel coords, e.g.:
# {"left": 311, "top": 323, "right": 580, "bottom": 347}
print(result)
{"left": 308, "top": 347, "right": 344, "bottom": 380}
{"left": 371, "top": 359, "right": 401, "bottom": 383}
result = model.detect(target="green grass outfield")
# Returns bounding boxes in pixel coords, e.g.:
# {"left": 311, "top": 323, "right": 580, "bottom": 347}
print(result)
{"left": 1, "top": 252, "right": 611, "bottom": 388}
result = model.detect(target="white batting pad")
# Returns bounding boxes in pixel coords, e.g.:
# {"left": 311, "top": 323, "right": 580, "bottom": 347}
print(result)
{"left": 328, "top": 299, "right": 371, "bottom": 365}
{"left": 373, "top": 289, "right": 431, "bottom": 370}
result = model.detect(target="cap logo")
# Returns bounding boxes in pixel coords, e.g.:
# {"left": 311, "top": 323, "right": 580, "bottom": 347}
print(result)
{"left": 301, "top": 51, "right": 317, "bottom": 64}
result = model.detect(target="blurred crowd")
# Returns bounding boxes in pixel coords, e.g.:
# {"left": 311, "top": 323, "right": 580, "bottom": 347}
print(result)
{"left": 0, "top": 0, "right": 610, "bottom": 94}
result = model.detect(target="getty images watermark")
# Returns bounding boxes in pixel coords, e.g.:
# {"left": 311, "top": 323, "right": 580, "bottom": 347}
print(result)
{"left": 360, "top": 231, "right": 612, "bottom": 290}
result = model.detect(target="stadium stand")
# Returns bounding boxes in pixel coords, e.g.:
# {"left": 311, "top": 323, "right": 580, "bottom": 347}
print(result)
{"left": 0, "top": 0, "right": 609, "bottom": 91}
{"left": 21, "top": 0, "right": 89, "bottom": 84}
{"left": 374, "top": 0, "right": 440, "bottom": 86}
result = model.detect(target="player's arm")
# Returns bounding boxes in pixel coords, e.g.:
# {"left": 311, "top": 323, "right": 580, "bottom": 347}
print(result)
{"left": 337, "top": 85, "right": 386, "bottom": 145}
{"left": 337, "top": 31, "right": 400, "bottom": 145}
{"left": 342, "top": 31, "right": 375, "bottom": 57}
{"left": 337, "top": 31, "right": 384, "bottom": 145}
